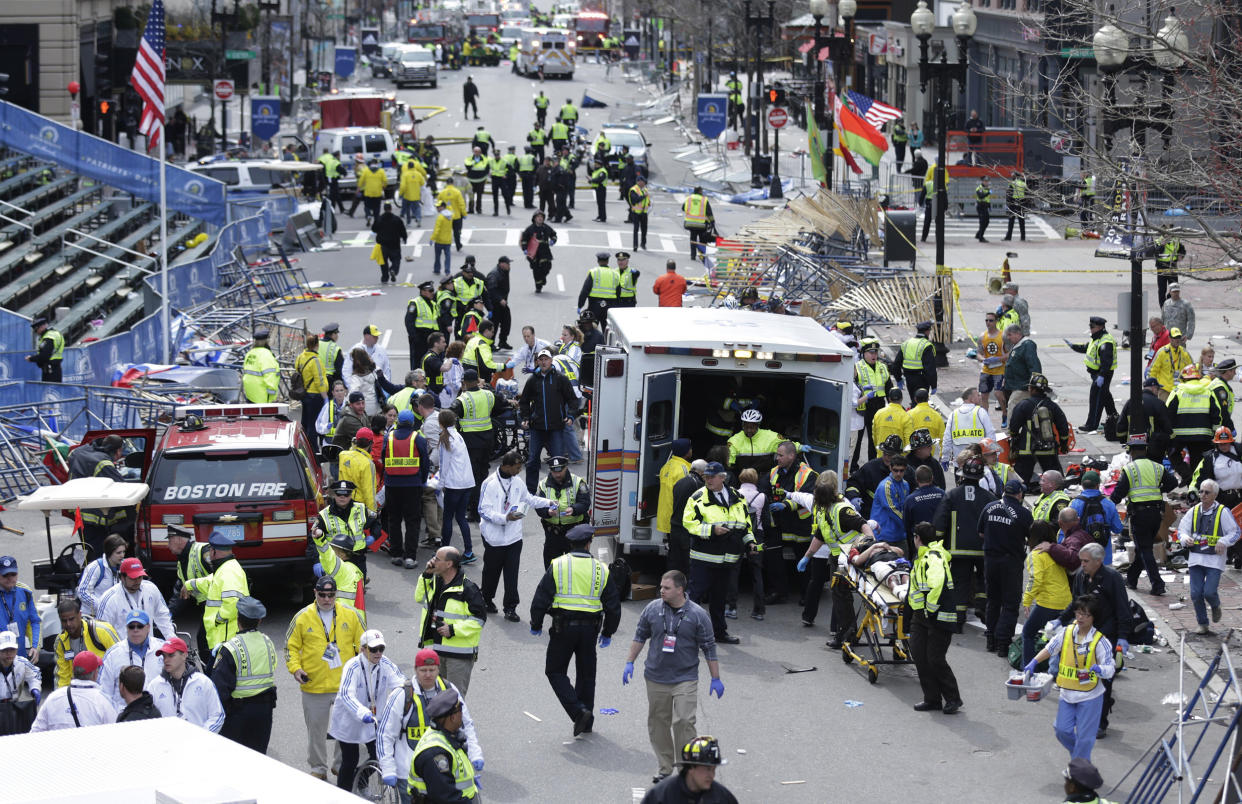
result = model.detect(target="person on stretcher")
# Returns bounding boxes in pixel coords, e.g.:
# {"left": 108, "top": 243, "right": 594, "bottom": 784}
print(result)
{"left": 847, "top": 532, "right": 911, "bottom": 599}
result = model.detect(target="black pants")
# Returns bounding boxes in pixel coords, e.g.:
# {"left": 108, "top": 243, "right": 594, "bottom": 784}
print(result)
{"left": 530, "top": 257, "right": 552, "bottom": 291}
{"left": 1171, "top": 439, "right": 1211, "bottom": 487}
{"left": 984, "top": 555, "right": 1022, "bottom": 650}
{"left": 632, "top": 213, "right": 648, "bottom": 249}
{"left": 688, "top": 559, "right": 732, "bottom": 639}
{"left": 950, "top": 554, "right": 986, "bottom": 629}
{"left": 904, "top": 372, "right": 929, "bottom": 407}
{"left": 386, "top": 486, "right": 424, "bottom": 560}
{"left": 329, "top": 178, "right": 344, "bottom": 213}
{"left": 593, "top": 185, "right": 606, "bottom": 220}
{"left": 220, "top": 692, "right": 275, "bottom": 754}
{"left": 410, "top": 328, "right": 434, "bottom": 370}
{"left": 763, "top": 529, "right": 789, "bottom": 599}
{"left": 1005, "top": 209, "right": 1026, "bottom": 240}
{"left": 726, "top": 550, "right": 765, "bottom": 611}
{"left": 301, "top": 395, "right": 324, "bottom": 455}
{"left": 466, "top": 443, "right": 491, "bottom": 514}
{"left": 505, "top": 176, "right": 516, "bottom": 209}
{"left": 481, "top": 539, "right": 523, "bottom": 610}
{"left": 542, "top": 523, "right": 570, "bottom": 568}
{"left": 1085, "top": 374, "right": 1117, "bottom": 431}
{"left": 464, "top": 97, "right": 478, "bottom": 118}
{"left": 688, "top": 227, "right": 711, "bottom": 261}
{"left": 667, "top": 531, "right": 690, "bottom": 576}
{"left": 489, "top": 303, "right": 512, "bottom": 346}
{"left": 922, "top": 200, "right": 933, "bottom": 241}
{"left": 521, "top": 173, "right": 535, "bottom": 207}
{"left": 452, "top": 218, "right": 464, "bottom": 250}
{"left": 81, "top": 524, "right": 112, "bottom": 560}
{"left": 894, "top": 142, "right": 906, "bottom": 169}
{"left": 1156, "top": 265, "right": 1178, "bottom": 306}
{"left": 468, "top": 183, "right": 486, "bottom": 214}
{"left": 380, "top": 244, "right": 401, "bottom": 280}
{"left": 976, "top": 205, "right": 990, "bottom": 239}
{"left": 851, "top": 399, "right": 884, "bottom": 466}
{"left": 545, "top": 620, "right": 600, "bottom": 720}
{"left": 1126, "top": 503, "right": 1166, "bottom": 593}
{"left": 801, "top": 555, "right": 834, "bottom": 624}
{"left": 337, "top": 740, "right": 376, "bottom": 791}
{"left": 1015, "top": 454, "right": 1062, "bottom": 483}
{"left": 492, "top": 179, "right": 510, "bottom": 215}
{"left": 910, "top": 610, "right": 961, "bottom": 706}
{"left": 553, "top": 190, "right": 570, "bottom": 222}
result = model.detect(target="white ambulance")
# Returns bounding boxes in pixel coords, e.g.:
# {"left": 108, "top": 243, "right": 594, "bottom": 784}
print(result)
{"left": 518, "top": 28, "right": 575, "bottom": 78}
{"left": 588, "top": 307, "right": 854, "bottom": 555}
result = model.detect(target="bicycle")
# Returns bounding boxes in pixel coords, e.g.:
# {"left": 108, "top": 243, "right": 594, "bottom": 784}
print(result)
{"left": 351, "top": 759, "right": 397, "bottom": 802}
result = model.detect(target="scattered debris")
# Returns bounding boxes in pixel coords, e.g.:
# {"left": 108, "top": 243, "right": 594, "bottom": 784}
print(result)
{"left": 523, "top": 711, "right": 542, "bottom": 722}
{"left": 843, "top": 700, "right": 864, "bottom": 708}
{"left": 781, "top": 664, "right": 818, "bottom": 674}
{"left": 599, "top": 708, "right": 619, "bottom": 715}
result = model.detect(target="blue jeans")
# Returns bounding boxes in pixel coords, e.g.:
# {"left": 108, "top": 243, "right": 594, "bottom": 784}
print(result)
{"left": 1189, "top": 563, "right": 1223, "bottom": 625}
{"left": 402, "top": 198, "right": 422, "bottom": 225}
{"left": 1054, "top": 693, "right": 1105, "bottom": 760}
{"left": 1021, "top": 605, "right": 1062, "bottom": 665}
{"left": 441, "top": 487, "right": 474, "bottom": 553}
{"left": 563, "top": 421, "right": 582, "bottom": 461}
{"left": 433, "top": 242, "right": 451, "bottom": 275}
{"left": 525, "top": 427, "right": 565, "bottom": 491}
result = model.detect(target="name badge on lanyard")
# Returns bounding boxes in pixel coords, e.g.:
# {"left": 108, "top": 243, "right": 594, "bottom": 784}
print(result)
{"left": 662, "top": 634, "right": 677, "bottom": 653}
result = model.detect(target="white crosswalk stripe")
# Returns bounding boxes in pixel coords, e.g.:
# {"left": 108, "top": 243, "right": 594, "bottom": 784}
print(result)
{"left": 912, "top": 213, "right": 1059, "bottom": 241}
{"left": 331, "top": 226, "right": 691, "bottom": 253}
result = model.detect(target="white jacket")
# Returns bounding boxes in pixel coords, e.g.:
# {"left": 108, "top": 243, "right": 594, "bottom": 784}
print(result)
{"left": 96, "top": 581, "right": 175, "bottom": 642}
{"left": 347, "top": 370, "right": 381, "bottom": 416}
{"left": 437, "top": 427, "right": 476, "bottom": 490}
{"left": 420, "top": 415, "right": 443, "bottom": 470}
{"left": 512, "top": 338, "right": 551, "bottom": 373}
{"left": 29, "top": 680, "right": 117, "bottom": 731}
{"left": 343, "top": 340, "right": 393, "bottom": 384}
{"left": 376, "top": 678, "right": 482, "bottom": 780}
{"left": 0, "top": 655, "right": 41, "bottom": 701}
{"left": 76, "top": 556, "right": 119, "bottom": 617}
{"left": 478, "top": 469, "right": 557, "bottom": 547}
{"left": 97, "top": 636, "right": 166, "bottom": 710}
{"left": 943, "top": 403, "right": 995, "bottom": 462}
{"left": 328, "top": 654, "right": 406, "bottom": 745}
{"left": 439, "top": 358, "right": 464, "bottom": 407}
{"left": 148, "top": 670, "right": 225, "bottom": 732}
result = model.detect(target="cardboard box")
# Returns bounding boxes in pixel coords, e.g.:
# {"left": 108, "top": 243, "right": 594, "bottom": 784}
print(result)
{"left": 630, "top": 583, "right": 658, "bottom": 601}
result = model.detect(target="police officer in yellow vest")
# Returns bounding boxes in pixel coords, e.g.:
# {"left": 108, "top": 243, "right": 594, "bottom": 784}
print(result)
{"left": 471, "top": 126, "right": 492, "bottom": 157}
{"left": 682, "top": 187, "right": 715, "bottom": 262}
{"left": 1167, "top": 365, "right": 1226, "bottom": 484}
{"left": 578, "top": 251, "right": 618, "bottom": 324}
{"left": 534, "top": 90, "right": 551, "bottom": 127}
{"left": 1206, "top": 359, "right": 1237, "bottom": 430}
{"left": 558, "top": 98, "right": 579, "bottom": 127}
{"left": 314, "top": 532, "right": 366, "bottom": 605}
{"left": 518, "top": 146, "right": 539, "bottom": 208}
{"left": 628, "top": 176, "right": 651, "bottom": 251}
{"left": 725, "top": 73, "right": 744, "bottom": 129}
{"left": 974, "top": 177, "right": 991, "bottom": 242}
{"left": 463, "top": 146, "right": 489, "bottom": 215}
{"left": 28, "top": 316, "right": 64, "bottom": 382}
{"left": 319, "top": 321, "right": 344, "bottom": 388}
{"left": 182, "top": 531, "right": 250, "bottom": 674}
{"left": 1079, "top": 173, "right": 1096, "bottom": 225}
{"left": 1068, "top": 316, "right": 1118, "bottom": 434}
{"left": 590, "top": 160, "right": 609, "bottom": 222}
{"left": 319, "top": 150, "right": 344, "bottom": 214}
{"left": 614, "top": 251, "right": 639, "bottom": 309}
{"left": 536, "top": 456, "right": 591, "bottom": 568}
{"left": 853, "top": 338, "right": 895, "bottom": 465}
{"left": 1003, "top": 172, "right": 1028, "bottom": 241}
{"left": 1109, "top": 435, "right": 1177, "bottom": 595}
{"left": 1155, "top": 235, "right": 1186, "bottom": 305}
{"left": 682, "top": 461, "right": 758, "bottom": 644}
{"left": 213, "top": 596, "right": 278, "bottom": 754}
{"left": 489, "top": 147, "right": 511, "bottom": 216}
{"left": 409, "top": 689, "right": 480, "bottom": 802}
{"left": 313, "top": 478, "right": 380, "bottom": 575}
{"left": 529, "top": 524, "right": 621, "bottom": 735}
{"left": 407, "top": 281, "right": 440, "bottom": 368}
{"left": 165, "top": 526, "right": 212, "bottom": 622}
{"left": 242, "top": 328, "right": 280, "bottom": 403}
{"left": 893, "top": 321, "right": 938, "bottom": 405}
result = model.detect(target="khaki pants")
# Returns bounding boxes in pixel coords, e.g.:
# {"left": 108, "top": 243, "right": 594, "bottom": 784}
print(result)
{"left": 440, "top": 653, "right": 475, "bottom": 695}
{"left": 422, "top": 487, "right": 442, "bottom": 541}
{"left": 1006, "top": 389, "right": 1030, "bottom": 421}
{"left": 646, "top": 677, "right": 698, "bottom": 776}
{"left": 300, "top": 690, "right": 336, "bottom": 775}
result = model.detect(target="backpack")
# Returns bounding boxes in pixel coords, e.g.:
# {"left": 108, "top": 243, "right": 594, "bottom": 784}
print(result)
{"left": 611, "top": 556, "right": 632, "bottom": 601}
{"left": 1128, "top": 599, "right": 1157, "bottom": 645}
{"left": 1080, "top": 496, "right": 1110, "bottom": 546}
{"left": 289, "top": 357, "right": 307, "bottom": 400}
{"left": 1103, "top": 413, "right": 1119, "bottom": 442}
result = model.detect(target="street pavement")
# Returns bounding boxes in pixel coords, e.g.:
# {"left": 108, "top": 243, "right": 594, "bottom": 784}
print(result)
{"left": 9, "top": 60, "right": 1235, "bottom": 801}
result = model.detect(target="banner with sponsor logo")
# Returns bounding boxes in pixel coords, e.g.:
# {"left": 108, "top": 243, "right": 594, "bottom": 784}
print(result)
{"left": 251, "top": 95, "right": 281, "bottom": 142}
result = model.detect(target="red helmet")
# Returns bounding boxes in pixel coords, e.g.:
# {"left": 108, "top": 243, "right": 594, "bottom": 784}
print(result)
{"left": 1214, "top": 426, "right": 1234, "bottom": 445}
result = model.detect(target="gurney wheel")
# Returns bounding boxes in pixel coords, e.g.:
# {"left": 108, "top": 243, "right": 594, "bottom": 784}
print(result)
{"left": 866, "top": 666, "right": 878, "bottom": 685}
{"left": 841, "top": 647, "right": 853, "bottom": 664}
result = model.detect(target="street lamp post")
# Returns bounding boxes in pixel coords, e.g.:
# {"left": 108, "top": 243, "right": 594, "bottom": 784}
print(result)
{"left": 808, "top": 0, "right": 857, "bottom": 192}
{"left": 911, "top": 0, "right": 975, "bottom": 352}
{"left": 744, "top": 0, "right": 776, "bottom": 165}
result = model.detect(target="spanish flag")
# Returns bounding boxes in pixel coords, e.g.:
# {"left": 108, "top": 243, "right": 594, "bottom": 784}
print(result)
{"left": 835, "top": 96, "right": 888, "bottom": 166}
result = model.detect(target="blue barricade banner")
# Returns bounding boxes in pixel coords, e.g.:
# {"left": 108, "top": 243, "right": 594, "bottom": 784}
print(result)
{"left": 335, "top": 47, "right": 357, "bottom": 78}
{"left": 697, "top": 94, "right": 728, "bottom": 141}
{"left": 251, "top": 96, "right": 281, "bottom": 142}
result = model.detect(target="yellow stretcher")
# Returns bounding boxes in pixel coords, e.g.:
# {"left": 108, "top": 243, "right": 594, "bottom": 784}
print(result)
{"left": 837, "top": 555, "right": 914, "bottom": 684}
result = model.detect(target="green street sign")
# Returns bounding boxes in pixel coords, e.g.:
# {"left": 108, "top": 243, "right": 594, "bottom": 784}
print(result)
{"left": 1060, "top": 47, "right": 1094, "bottom": 58}
{"left": 226, "top": 49, "right": 257, "bottom": 60}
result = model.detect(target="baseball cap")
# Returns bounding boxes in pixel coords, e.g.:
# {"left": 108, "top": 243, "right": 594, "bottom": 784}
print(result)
{"left": 0, "top": 631, "right": 17, "bottom": 651}
{"left": 207, "top": 531, "right": 234, "bottom": 549}
{"left": 118, "top": 557, "right": 147, "bottom": 579}
{"left": 703, "top": 461, "right": 726, "bottom": 476}
{"left": 398, "top": 409, "right": 416, "bottom": 425}
{"left": 462, "top": 368, "right": 480, "bottom": 382}
{"left": 348, "top": 391, "right": 366, "bottom": 403}
{"left": 157, "top": 636, "right": 189, "bottom": 655}
{"left": 361, "top": 629, "right": 386, "bottom": 649}
{"left": 364, "top": 324, "right": 382, "bottom": 337}
{"left": 536, "top": 348, "right": 554, "bottom": 360}
{"left": 415, "top": 648, "right": 441, "bottom": 667}
{"left": 1170, "top": 327, "right": 1183, "bottom": 338}
{"left": 72, "top": 651, "right": 103, "bottom": 673}
{"left": 1004, "top": 479, "right": 1026, "bottom": 496}
{"left": 355, "top": 427, "right": 375, "bottom": 442}
{"left": 314, "top": 576, "right": 338, "bottom": 593}
{"left": 125, "top": 609, "right": 151, "bottom": 626}
{"left": 1143, "top": 376, "right": 1160, "bottom": 388}
{"left": 0, "top": 556, "right": 16, "bottom": 575}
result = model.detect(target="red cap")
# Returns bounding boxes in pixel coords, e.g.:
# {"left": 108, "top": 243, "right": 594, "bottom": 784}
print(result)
{"left": 72, "top": 651, "right": 103, "bottom": 673}
{"left": 157, "top": 637, "right": 189, "bottom": 655}
{"left": 355, "top": 427, "right": 375, "bottom": 442}
{"left": 415, "top": 648, "right": 440, "bottom": 667}
{"left": 118, "top": 557, "right": 147, "bottom": 579}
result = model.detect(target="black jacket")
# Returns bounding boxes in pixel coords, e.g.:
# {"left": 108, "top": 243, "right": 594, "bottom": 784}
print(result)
{"left": 519, "top": 368, "right": 576, "bottom": 432}
{"left": 1009, "top": 394, "right": 1070, "bottom": 456}
{"left": 371, "top": 212, "right": 408, "bottom": 248}
{"left": 932, "top": 481, "right": 997, "bottom": 555}
{"left": 485, "top": 266, "right": 510, "bottom": 306}
{"left": 669, "top": 473, "right": 705, "bottom": 547}
{"left": 529, "top": 551, "right": 622, "bottom": 636}
{"left": 844, "top": 456, "right": 891, "bottom": 519}
{"left": 906, "top": 452, "right": 946, "bottom": 490}
{"left": 520, "top": 223, "right": 556, "bottom": 261}
{"left": 1059, "top": 565, "right": 1133, "bottom": 643}
{"left": 1117, "top": 390, "right": 1171, "bottom": 446}
{"left": 641, "top": 772, "right": 739, "bottom": 804}
{"left": 1069, "top": 331, "right": 1116, "bottom": 379}
{"left": 418, "top": 570, "right": 488, "bottom": 648}
{"left": 116, "top": 691, "right": 162, "bottom": 722}
{"left": 977, "top": 496, "right": 1033, "bottom": 559}
{"left": 462, "top": 80, "right": 479, "bottom": 100}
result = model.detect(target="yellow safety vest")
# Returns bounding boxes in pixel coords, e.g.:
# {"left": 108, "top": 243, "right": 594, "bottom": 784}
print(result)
{"left": 219, "top": 630, "right": 276, "bottom": 698}
{"left": 321, "top": 501, "right": 369, "bottom": 554}
{"left": 617, "top": 269, "right": 636, "bottom": 299}
{"left": 550, "top": 122, "right": 569, "bottom": 140}
{"left": 855, "top": 361, "right": 890, "bottom": 410}
{"left": 402, "top": 677, "right": 448, "bottom": 749}
{"left": 588, "top": 267, "right": 619, "bottom": 298}
{"left": 549, "top": 553, "right": 609, "bottom": 613}
{"left": 1055, "top": 629, "right": 1103, "bottom": 692}
{"left": 538, "top": 474, "right": 586, "bottom": 524}
{"left": 1171, "top": 381, "right": 1214, "bottom": 439}
{"left": 318, "top": 339, "right": 341, "bottom": 377}
{"left": 409, "top": 728, "right": 478, "bottom": 798}
{"left": 559, "top": 103, "right": 578, "bottom": 121}
{"left": 629, "top": 187, "right": 651, "bottom": 214}
{"left": 410, "top": 296, "right": 438, "bottom": 330}
{"left": 1010, "top": 178, "right": 1027, "bottom": 200}
{"left": 43, "top": 329, "right": 65, "bottom": 360}
{"left": 683, "top": 194, "right": 709, "bottom": 227}
{"left": 1032, "top": 490, "right": 1070, "bottom": 522}
{"left": 1123, "top": 459, "right": 1164, "bottom": 503}
{"left": 457, "top": 389, "right": 494, "bottom": 432}
{"left": 950, "top": 407, "right": 986, "bottom": 442}
{"left": 901, "top": 337, "right": 931, "bottom": 371}
{"left": 535, "top": 96, "right": 550, "bottom": 110}
{"left": 812, "top": 501, "right": 862, "bottom": 554}
{"left": 1190, "top": 504, "right": 1226, "bottom": 550}
{"left": 1085, "top": 333, "right": 1118, "bottom": 371}
{"left": 489, "top": 155, "right": 507, "bottom": 177}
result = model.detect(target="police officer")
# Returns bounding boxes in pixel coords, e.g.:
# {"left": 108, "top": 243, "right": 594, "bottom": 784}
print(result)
{"left": 578, "top": 251, "right": 618, "bottom": 323}
{"left": 213, "top": 596, "right": 277, "bottom": 754}
{"left": 463, "top": 146, "right": 489, "bottom": 215}
{"left": 26, "top": 316, "right": 64, "bottom": 383}
{"left": 533, "top": 90, "right": 551, "bottom": 128}
{"left": 536, "top": 456, "right": 591, "bottom": 568}
{"left": 853, "top": 338, "right": 894, "bottom": 465}
{"left": 1068, "top": 316, "right": 1117, "bottom": 434}
{"left": 67, "top": 434, "right": 129, "bottom": 556}
{"left": 629, "top": 176, "right": 651, "bottom": 251}
{"left": 1003, "top": 172, "right": 1028, "bottom": 241}
{"left": 529, "top": 524, "right": 621, "bottom": 736}
{"left": 182, "top": 531, "right": 250, "bottom": 673}
{"left": 974, "top": 177, "right": 991, "bottom": 242}
{"left": 488, "top": 144, "right": 512, "bottom": 216}
{"left": 559, "top": 97, "right": 579, "bottom": 128}
{"left": 615, "top": 251, "right": 639, "bottom": 309}
{"left": 549, "top": 117, "right": 570, "bottom": 155}
{"left": 1117, "top": 377, "right": 1172, "bottom": 458}
{"left": 932, "top": 457, "right": 997, "bottom": 628}
{"left": 893, "top": 321, "right": 937, "bottom": 404}
{"left": 908, "top": 521, "right": 963, "bottom": 714}
{"left": 725, "top": 72, "right": 745, "bottom": 129}
{"left": 471, "top": 125, "right": 492, "bottom": 156}
{"left": 319, "top": 322, "right": 344, "bottom": 388}
{"left": 409, "top": 689, "right": 479, "bottom": 803}
{"left": 1032, "top": 470, "right": 1071, "bottom": 524}
{"left": 682, "top": 461, "right": 757, "bottom": 644}
{"left": 682, "top": 186, "right": 715, "bottom": 262}
{"left": 1155, "top": 233, "right": 1186, "bottom": 305}
{"left": 451, "top": 369, "right": 504, "bottom": 518}
{"left": 242, "top": 328, "right": 280, "bottom": 403}
{"left": 1110, "top": 434, "right": 1178, "bottom": 595}
{"left": 590, "top": 160, "right": 609, "bottom": 222}
{"left": 1207, "top": 359, "right": 1237, "bottom": 432}
{"left": 314, "top": 478, "right": 382, "bottom": 584}
{"left": 406, "top": 282, "right": 440, "bottom": 369}
{"left": 979, "top": 479, "right": 1033, "bottom": 656}
{"left": 166, "top": 525, "right": 212, "bottom": 622}
{"left": 519, "top": 146, "right": 539, "bottom": 208}
{"left": 319, "top": 150, "right": 345, "bottom": 214}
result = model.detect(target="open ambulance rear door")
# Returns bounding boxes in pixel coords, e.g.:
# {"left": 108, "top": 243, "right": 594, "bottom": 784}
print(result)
{"left": 801, "top": 376, "right": 850, "bottom": 476}
{"left": 588, "top": 347, "right": 628, "bottom": 538}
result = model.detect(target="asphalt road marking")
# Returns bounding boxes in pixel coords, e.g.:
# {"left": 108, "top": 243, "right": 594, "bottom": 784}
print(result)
{"left": 1032, "top": 214, "right": 1061, "bottom": 239}
{"left": 556, "top": 274, "right": 565, "bottom": 292}
{"left": 405, "top": 272, "right": 413, "bottom": 284}
{"left": 505, "top": 228, "right": 520, "bottom": 246}
{"left": 607, "top": 230, "right": 622, "bottom": 249}
{"left": 659, "top": 235, "right": 675, "bottom": 253}
{"left": 382, "top": 329, "right": 392, "bottom": 348}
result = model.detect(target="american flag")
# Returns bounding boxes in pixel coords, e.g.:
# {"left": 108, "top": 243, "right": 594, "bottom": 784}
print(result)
{"left": 846, "top": 90, "right": 903, "bottom": 130}
{"left": 130, "top": 0, "right": 166, "bottom": 152}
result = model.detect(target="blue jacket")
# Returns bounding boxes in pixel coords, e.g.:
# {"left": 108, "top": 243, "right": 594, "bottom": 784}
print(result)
{"left": 0, "top": 583, "right": 40, "bottom": 653}
{"left": 872, "top": 476, "right": 910, "bottom": 544}
{"left": 1071, "top": 489, "right": 1123, "bottom": 565}
{"left": 903, "top": 485, "right": 945, "bottom": 541}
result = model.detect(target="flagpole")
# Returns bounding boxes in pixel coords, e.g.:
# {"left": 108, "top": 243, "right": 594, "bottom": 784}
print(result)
{"left": 159, "top": 131, "right": 170, "bottom": 365}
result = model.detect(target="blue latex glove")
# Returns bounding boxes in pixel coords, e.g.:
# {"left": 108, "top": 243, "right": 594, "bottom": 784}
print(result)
{"left": 599, "top": 635, "right": 611, "bottom": 648}
{"left": 930, "top": 387, "right": 937, "bottom": 395}
{"left": 473, "top": 759, "right": 484, "bottom": 771}
{"left": 729, "top": 400, "right": 745, "bottom": 413}
{"left": 522, "top": 366, "right": 534, "bottom": 374}
{"left": 709, "top": 678, "right": 725, "bottom": 698}
{"left": 382, "top": 775, "right": 398, "bottom": 788}
{"left": 313, "top": 563, "right": 325, "bottom": 578}
{"left": 1094, "top": 375, "right": 1105, "bottom": 387}
{"left": 505, "top": 359, "right": 517, "bottom": 369}
{"left": 362, "top": 713, "right": 374, "bottom": 724}
{"left": 1023, "top": 658, "right": 1039, "bottom": 675}
{"left": 530, "top": 628, "right": 542, "bottom": 637}
{"left": 848, "top": 497, "right": 863, "bottom": 510}
{"left": 796, "top": 555, "right": 810, "bottom": 573}
{"left": 769, "top": 502, "right": 786, "bottom": 513}
{"left": 365, "top": 534, "right": 375, "bottom": 547}
{"left": 622, "top": 662, "right": 634, "bottom": 685}
{"left": 1118, "top": 639, "right": 1130, "bottom": 654}
{"left": 896, "top": 380, "right": 905, "bottom": 390}
{"left": 940, "top": 459, "right": 950, "bottom": 471}
{"left": 799, "top": 443, "right": 812, "bottom": 453}
{"left": 31, "top": 689, "right": 40, "bottom": 704}
{"left": 1090, "top": 664, "right": 1104, "bottom": 676}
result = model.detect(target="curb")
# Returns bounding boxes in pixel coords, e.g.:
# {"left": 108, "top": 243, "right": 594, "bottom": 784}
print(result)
{"left": 1136, "top": 592, "right": 1229, "bottom": 698}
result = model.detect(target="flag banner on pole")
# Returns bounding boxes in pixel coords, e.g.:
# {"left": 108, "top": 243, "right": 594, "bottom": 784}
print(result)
{"left": 805, "top": 101, "right": 826, "bottom": 186}
{"left": 845, "top": 90, "right": 903, "bottom": 130}
{"left": 131, "top": 0, "right": 166, "bottom": 152}
{"left": 834, "top": 94, "right": 887, "bottom": 166}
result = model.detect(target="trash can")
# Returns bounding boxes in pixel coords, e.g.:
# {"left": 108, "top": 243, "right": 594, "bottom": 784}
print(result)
{"left": 750, "top": 155, "right": 771, "bottom": 189}
{"left": 1116, "top": 290, "right": 1149, "bottom": 333}
{"left": 884, "top": 211, "right": 917, "bottom": 265}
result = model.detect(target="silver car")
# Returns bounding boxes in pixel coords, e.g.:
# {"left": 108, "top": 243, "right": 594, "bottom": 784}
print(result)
{"left": 395, "top": 48, "right": 438, "bottom": 89}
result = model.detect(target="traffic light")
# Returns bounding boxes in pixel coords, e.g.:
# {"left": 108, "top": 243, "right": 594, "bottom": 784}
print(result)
{"left": 94, "top": 52, "right": 112, "bottom": 96}
{"left": 98, "top": 100, "right": 112, "bottom": 117}
{"left": 767, "top": 85, "right": 787, "bottom": 107}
